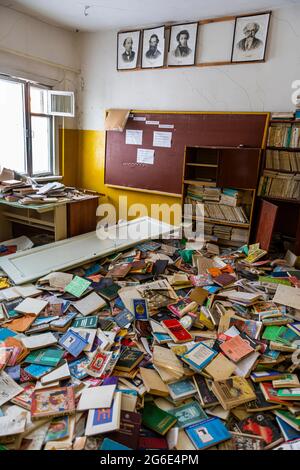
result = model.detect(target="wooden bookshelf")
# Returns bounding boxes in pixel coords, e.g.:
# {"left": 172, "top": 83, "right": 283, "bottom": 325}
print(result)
{"left": 182, "top": 145, "right": 260, "bottom": 247}
{"left": 255, "top": 118, "right": 300, "bottom": 254}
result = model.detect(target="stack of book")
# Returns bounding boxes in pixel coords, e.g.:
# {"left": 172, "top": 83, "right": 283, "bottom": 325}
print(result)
{"left": 268, "top": 123, "right": 300, "bottom": 148}
{"left": 271, "top": 112, "right": 295, "bottom": 121}
{"left": 186, "top": 185, "right": 221, "bottom": 202}
{"left": 266, "top": 150, "right": 300, "bottom": 171}
{"left": 258, "top": 171, "right": 300, "bottom": 199}
{"left": 204, "top": 203, "right": 249, "bottom": 224}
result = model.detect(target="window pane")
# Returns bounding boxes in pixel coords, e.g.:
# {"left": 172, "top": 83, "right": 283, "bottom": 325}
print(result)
{"left": 30, "top": 86, "right": 47, "bottom": 114}
{"left": 0, "top": 79, "right": 26, "bottom": 173}
{"left": 31, "top": 116, "right": 52, "bottom": 175}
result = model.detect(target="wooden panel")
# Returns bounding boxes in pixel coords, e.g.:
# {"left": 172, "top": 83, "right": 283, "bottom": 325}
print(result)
{"left": 67, "top": 197, "right": 99, "bottom": 237}
{"left": 255, "top": 199, "right": 278, "bottom": 251}
{"left": 105, "top": 112, "right": 268, "bottom": 195}
{"left": 217, "top": 149, "right": 261, "bottom": 189}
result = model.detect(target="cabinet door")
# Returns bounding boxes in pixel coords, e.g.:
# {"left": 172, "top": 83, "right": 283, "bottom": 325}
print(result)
{"left": 217, "top": 149, "right": 261, "bottom": 189}
{"left": 255, "top": 199, "right": 278, "bottom": 251}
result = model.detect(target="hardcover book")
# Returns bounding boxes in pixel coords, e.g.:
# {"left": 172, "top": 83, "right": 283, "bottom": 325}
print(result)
{"left": 168, "top": 400, "right": 208, "bottom": 429}
{"left": 85, "top": 392, "right": 122, "bottom": 436}
{"left": 109, "top": 411, "right": 141, "bottom": 449}
{"left": 235, "top": 413, "right": 283, "bottom": 449}
{"left": 115, "top": 348, "right": 144, "bottom": 372}
{"left": 25, "top": 348, "right": 64, "bottom": 367}
{"left": 142, "top": 401, "right": 177, "bottom": 436}
{"left": 31, "top": 386, "right": 75, "bottom": 420}
{"left": 59, "top": 329, "right": 89, "bottom": 357}
{"left": 185, "top": 417, "right": 231, "bottom": 450}
{"left": 181, "top": 342, "right": 217, "bottom": 372}
{"left": 220, "top": 335, "right": 254, "bottom": 363}
{"left": 161, "top": 319, "right": 193, "bottom": 343}
{"left": 167, "top": 378, "right": 197, "bottom": 402}
{"left": 211, "top": 377, "right": 256, "bottom": 410}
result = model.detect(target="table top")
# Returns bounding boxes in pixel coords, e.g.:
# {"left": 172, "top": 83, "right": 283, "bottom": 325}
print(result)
{"left": 0, "top": 195, "right": 100, "bottom": 213}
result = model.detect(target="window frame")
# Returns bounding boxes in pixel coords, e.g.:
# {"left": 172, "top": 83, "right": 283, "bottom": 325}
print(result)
{"left": 0, "top": 74, "right": 56, "bottom": 178}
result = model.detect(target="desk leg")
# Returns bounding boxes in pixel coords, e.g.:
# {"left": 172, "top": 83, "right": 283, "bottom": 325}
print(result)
{"left": 0, "top": 206, "right": 13, "bottom": 242}
{"left": 54, "top": 204, "right": 67, "bottom": 241}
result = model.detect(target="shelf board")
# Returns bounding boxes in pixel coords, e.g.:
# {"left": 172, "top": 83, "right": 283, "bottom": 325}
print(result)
{"left": 186, "top": 145, "right": 261, "bottom": 150}
{"left": 186, "top": 163, "right": 218, "bottom": 167}
{"left": 265, "top": 168, "right": 298, "bottom": 174}
{"left": 267, "top": 146, "right": 300, "bottom": 152}
{"left": 186, "top": 215, "right": 250, "bottom": 228}
{"left": 184, "top": 179, "right": 216, "bottom": 187}
{"left": 270, "top": 120, "right": 299, "bottom": 124}
{"left": 259, "top": 196, "right": 300, "bottom": 205}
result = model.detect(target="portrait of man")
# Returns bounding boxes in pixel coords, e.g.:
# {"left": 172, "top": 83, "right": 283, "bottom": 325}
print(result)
{"left": 117, "top": 30, "right": 140, "bottom": 70}
{"left": 174, "top": 29, "right": 192, "bottom": 58}
{"left": 237, "top": 23, "right": 263, "bottom": 51}
{"left": 231, "top": 13, "right": 271, "bottom": 63}
{"left": 168, "top": 23, "right": 198, "bottom": 66}
{"left": 122, "top": 36, "right": 135, "bottom": 63}
{"left": 142, "top": 26, "right": 165, "bottom": 68}
{"left": 146, "top": 34, "right": 161, "bottom": 59}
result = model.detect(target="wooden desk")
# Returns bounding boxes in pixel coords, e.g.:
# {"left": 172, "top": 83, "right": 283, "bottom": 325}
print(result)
{"left": 0, "top": 196, "right": 100, "bottom": 242}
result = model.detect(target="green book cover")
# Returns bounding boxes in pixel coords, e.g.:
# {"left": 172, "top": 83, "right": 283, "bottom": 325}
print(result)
{"left": 72, "top": 315, "right": 98, "bottom": 329}
{"left": 277, "top": 389, "right": 300, "bottom": 399}
{"left": 262, "top": 325, "right": 282, "bottom": 341}
{"left": 168, "top": 400, "right": 208, "bottom": 429}
{"left": 26, "top": 348, "right": 64, "bottom": 367}
{"left": 259, "top": 276, "right": 291, "bottom": 286}
{"left": 275, "top": 410, "right": 300, "bottom": 430}
{"left": 65, "top": 276, "right": 91, "bottom": 298}
{"left": 276, "top": 326, "right": 299, "bottom": 346}
{"left": 97, "top": 284, "right": 120, "bottom": 300}
{"left": 142, "top": 402, "right": 177, "bottom": 435}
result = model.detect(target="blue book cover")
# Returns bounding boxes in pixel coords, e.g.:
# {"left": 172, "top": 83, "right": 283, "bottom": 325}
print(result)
{"left": 133, "top": 299, "right": 149, "bottom": 321}
{"left": 181, "top": 342, "right": 217, "bottom": 371}
{"left": 0, "top": 328, "right": 17, "bottom": 341}
{"left": 59, "top": 329, "right": 89, "bottom": 357}
{"left": 115, "top": 309, "right": 134, "bottom": 327}
{"left": 100, "top": 438, "right": 131, "bottom": 450}
{"left": 24, "top": 364, "right": 53, "bottom": 379}
{"left": 5, "top": 365, "right": 20, "bottom": 381}
{"left": 69, "top": 357, "right": 90, "bottom": 379}
{"left": 185, "top": 417, "right": 231, "bottom": 450}
{"left": 276, "top": 417, "right": 300, "bottom": 441}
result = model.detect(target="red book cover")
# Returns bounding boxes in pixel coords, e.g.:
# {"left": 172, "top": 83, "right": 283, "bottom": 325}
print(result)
{"left": 161, "top": 319, "right": 193, "bottom": 343}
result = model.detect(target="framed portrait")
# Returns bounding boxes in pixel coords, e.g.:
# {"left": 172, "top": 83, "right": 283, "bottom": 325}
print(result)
{"left": 117, "top": 30, "right": 140, "bottom": 70}
{"left": 142, "top": 26, "right": 165, "bottom": 69}
{"left": 231, "top": 12, "right": 271, "bottom": 63}
{"left": 167, "top": 22, "right": 198, "bottom": 67}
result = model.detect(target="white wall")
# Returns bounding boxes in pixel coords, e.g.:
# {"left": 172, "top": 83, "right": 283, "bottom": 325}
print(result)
{"left": 79, "top": 5, "right": 300, "bottom": 131}
{"left": 0, "top": 5, "right": 80, "bottom": 128}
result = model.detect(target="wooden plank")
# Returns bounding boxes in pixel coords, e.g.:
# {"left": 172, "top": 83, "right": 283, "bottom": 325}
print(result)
{"left": 255, "top": 199, "right": 278, "bottom": 251}
{"left": 54, "top": 204, "right": 67, "bottom": 241}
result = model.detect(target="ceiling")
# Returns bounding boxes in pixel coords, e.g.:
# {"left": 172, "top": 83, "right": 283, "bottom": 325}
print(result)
{"left": 0, "top": 0, "right": 297, "bottom": 32}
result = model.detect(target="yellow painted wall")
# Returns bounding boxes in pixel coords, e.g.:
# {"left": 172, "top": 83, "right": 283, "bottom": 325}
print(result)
{"left": 61, "top": 128, "right": 182, "bottom": 225}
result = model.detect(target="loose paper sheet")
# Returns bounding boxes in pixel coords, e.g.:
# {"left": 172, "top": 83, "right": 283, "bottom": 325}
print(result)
{"left": 273, "top": 284, "right": 300, "bottom": 310}
{"left": 153, "top": 131, "right": 172, "bottom": 148}
{"left": 125, "top": 129, "right": 143, "bottom": 145}
{"left": 137, "top": 148, "right": 155, "bottom": 165}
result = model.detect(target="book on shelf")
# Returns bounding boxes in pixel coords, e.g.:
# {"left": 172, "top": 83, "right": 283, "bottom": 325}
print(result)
{"left": 271, "top": 112, "right": 295, "bottom": 121}
{"left": 258, "top": 171, "right": 300, "bottom": 200}
{"left": 268, "top": 122, "right": 300, "bottom": 148}
{"left": 266, "top": 150, "right": 300, "bottom": 171}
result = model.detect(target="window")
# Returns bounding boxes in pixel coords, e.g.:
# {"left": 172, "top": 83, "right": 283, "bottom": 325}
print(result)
{"left": 0, "top": 75, "right": 55, "bottom": 176}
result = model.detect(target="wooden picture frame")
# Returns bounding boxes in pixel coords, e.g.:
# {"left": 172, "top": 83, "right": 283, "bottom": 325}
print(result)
{"left": 167, "top": 22, "right": 199, "bottom": 67}
{"left": 117, "top": 30, "right": 141, "bottom": 70}
{"left": 231, "top": 11, "right": 271, "bottom": 63}
{"left": 141, "top": 25, "right": 165, "bottom": 69}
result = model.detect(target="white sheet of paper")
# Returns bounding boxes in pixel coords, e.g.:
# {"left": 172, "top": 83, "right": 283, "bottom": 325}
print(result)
{"left": 125, "top": 129, "right": 143, "bottom": 145}
{"left": 73, "top": 292, "right": 106, "bottom": 316}
{"left": 153, "top": 131, "right": 172, "bottom": 148}
{"left": 133, "top": 116, "right": 146, "bottom": 121}
{"left": 159, "top": 124, "right": 174, "bottom": 129}
{"left": 21, "top": 332, "right": 58, "bottom": 350}
{"left": 137, "top": 148, "right": 154, "bottom": 165}
{"left": 146, "top": 121, "right": 159, "bottom": 125}
{"left": 273, "top": 284, "right": 300, "bottom": 310}
{"left": 77, "top": 384, "right": 116, "bottom": 410}
{"left": 0, "top": 372, "right": 23, "bottom": 406}
{"left": 15, "top": 297, "right": 48, "bottom": 315}
{"left": 0, "top": 410, "right": 27, "bottom": 437}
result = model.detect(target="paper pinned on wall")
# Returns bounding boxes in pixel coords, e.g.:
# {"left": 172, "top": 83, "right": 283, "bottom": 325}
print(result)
{"left": 153, "top": 131, "right": 172, "bottom": 148}
{"left": 137, "top": 149, "right": 155, "bottom": 165}
{"left": 133, "top": 116, "right": 146, "bottom": 122}
{"left": 146, "top": 121, "right": 160, "bottom": 125}
{"left": 159, "top": 124, "right": 175, "bottom": 129}
{"left": 126, "top": 129, "right": 143, "bottom": 145}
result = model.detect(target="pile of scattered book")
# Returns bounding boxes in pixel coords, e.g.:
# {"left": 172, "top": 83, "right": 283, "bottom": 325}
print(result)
{"left": 0, "top": 239, "right": 300, "bottom": 451}
{"left": 258, "top": 171, "right": 300, "bottom": 200}
{"left": 268, "top": 123, "right": 300, "bottom": 148}
{"left": 266, "top": 150, "right": 300, "bottom": 171}
{"left": 0, "top": 168, "right": 94, "bottom": 206}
